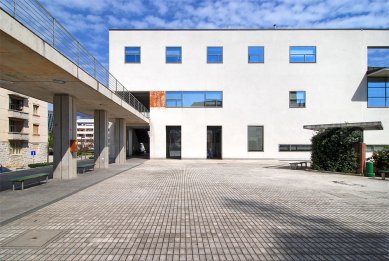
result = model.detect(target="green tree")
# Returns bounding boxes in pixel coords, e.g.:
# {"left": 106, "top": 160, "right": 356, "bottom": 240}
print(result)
{"left": 311, "top": 127, "right": 363, "bottom": 173}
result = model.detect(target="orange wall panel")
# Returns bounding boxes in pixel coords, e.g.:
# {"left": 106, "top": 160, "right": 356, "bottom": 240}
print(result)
{"left": 150, "top": 91, "right": 166, "bottom": 108}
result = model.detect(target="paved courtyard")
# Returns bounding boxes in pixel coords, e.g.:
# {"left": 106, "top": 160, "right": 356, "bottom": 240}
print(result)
{"left": 0, "top": 160, "right": 388, "bottom": 261}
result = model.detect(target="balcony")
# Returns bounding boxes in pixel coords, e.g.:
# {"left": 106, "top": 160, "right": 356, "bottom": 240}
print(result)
{"left": 8, "top": 132, "right": 29, "bottom": 141}
{"left": 8, "top": 109, "right": 29, "bottom": 120}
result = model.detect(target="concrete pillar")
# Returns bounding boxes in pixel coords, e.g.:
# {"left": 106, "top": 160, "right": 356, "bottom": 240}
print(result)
{"left": 114, "top": 118, "right": 126, "bottom": 164}
{"left": 127, "top": 128, "right": 133, "bottom": 157}
{"left": 53, "top": 94, "right": 77, "bottom": 179}
{"left": 94, "top": 110, "right": 108, "bottom": 168}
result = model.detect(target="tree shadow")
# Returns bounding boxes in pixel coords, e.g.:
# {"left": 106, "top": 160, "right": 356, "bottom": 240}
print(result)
{"left": 223, "top": 198, "right": 388, "bottom": 260}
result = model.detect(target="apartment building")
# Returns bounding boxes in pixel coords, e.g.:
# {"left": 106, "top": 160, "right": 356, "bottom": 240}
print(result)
{"left": 0, "top": 88, "right": 48, "bottom": 167}
{"left": 109, "top": 29, "right": 389, "bottom": 159}
{"left": 76, "top": 118, "right": 94, "bottom": 151}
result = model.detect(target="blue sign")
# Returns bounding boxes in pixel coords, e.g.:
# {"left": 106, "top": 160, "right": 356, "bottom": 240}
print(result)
{"left": 31, "top": 151, "right": 36, "bottom": 156}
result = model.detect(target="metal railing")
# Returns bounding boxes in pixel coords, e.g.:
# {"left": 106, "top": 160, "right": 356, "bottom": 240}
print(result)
{"left": 0, "top": 0, "right": 149, "bottom": 118}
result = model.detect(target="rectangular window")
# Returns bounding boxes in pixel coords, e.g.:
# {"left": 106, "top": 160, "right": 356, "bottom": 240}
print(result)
{"left": 366, "top": 145, "right": 389, "bottom": 152}
{"left": 248, "top": 46, "right": 264, "bottom": 63}
{"left": 205, "top": 92, "right": 223, "bottom": 107}
{"left": 33, "top": 105, "right": 39, "bottom": 115}
{"left": 248, "top": 126, "right": 264, "bottom": 152}
{"left": 125, "top": 47, "right": 141, "bottom": 63}
{"left": 207, "top": 47, "right": 223, "bottom": 63}
{"left": 166, "top": 91, "right": 222, "bottom": 108}
{"left": 290, "top": 46, "right": 316, "bottom": 63}
{"left": 9, "top": 119, "right": 23, "bottom": 133}
{"left": 9, "top": 97, "right": 24, "bottom": 111}
{"left": 33, "top": 124, "right": 39, "bottom": 135}
{"left": 183, "top": 92, "right": 205, "bottom": 107}
{"left": 10, "top": 141, "right": 23, "bottom": 155}
{"left": 289, "top": 91, "right": 306, "bottom": 108}
{"left": 367, "top": 79, "right": 389, "bottom": 107}
{"left": 279, "top": 144, "right": 312, "bottom": 152}
{"left": 166, "top": 47, "right": 182, "bottom": 63}
{"left": 166, "top": 91, "right": 183, "bottom": 107}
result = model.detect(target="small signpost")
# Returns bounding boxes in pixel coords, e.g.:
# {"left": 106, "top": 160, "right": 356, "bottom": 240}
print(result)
{"left": 31, "top": 150, "right": 36, "bottom": 164}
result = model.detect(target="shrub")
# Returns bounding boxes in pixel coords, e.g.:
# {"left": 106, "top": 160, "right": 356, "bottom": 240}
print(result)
{"left": 311, "top": 127, "right": 363, "bottom": 173}
{"left": 371, "top": 147, "right": 389, "bottom": 171}
{"left": 28, "top": 162, "right": 53, "bottom": 168}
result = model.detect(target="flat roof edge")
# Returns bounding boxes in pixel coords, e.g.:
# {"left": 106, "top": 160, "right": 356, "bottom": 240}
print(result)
{"left": 303, "top": 121, "right": 383, "bottom": 131}
{"left": 109, "top": 28, "right": 389, "bottom": 31}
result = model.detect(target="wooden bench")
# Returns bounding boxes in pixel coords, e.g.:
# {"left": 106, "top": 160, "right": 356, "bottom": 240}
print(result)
{"left": 10, "top": 173, "right": 49, "bottom": 191}
{"left": 290, "top": 161, "right": 311, "bottom": 170}
{"left": 378, "top": 170, "right": 389, "bottom": 180}
{"left": 77, "top": 163, "right": 95, "bottom": 174}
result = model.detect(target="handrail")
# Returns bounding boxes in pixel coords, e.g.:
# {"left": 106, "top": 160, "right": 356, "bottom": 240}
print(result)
{"left": 0, "top": 0, "right": 149, "bottom": 118}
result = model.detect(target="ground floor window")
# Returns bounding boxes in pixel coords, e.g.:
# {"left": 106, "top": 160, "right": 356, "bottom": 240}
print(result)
{"left": 279, "top": 144, "right": 312, "bottom": 152}
{"left": 366, "top": 144, "right": 389, "bottom": 152}
{"left": 248, "top": 126, "right": 264, "bottom": 152}
{"left": 10, "top": 141, "right": 23, "bottom": 155}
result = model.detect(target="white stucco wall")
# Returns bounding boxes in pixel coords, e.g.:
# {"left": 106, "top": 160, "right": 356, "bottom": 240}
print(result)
{"left": 109, "top": 29, "right": 389, "bottom": 159}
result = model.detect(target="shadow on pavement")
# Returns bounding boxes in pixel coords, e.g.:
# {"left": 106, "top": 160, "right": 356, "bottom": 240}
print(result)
{"left": 223, "top": 198, "right": 388, "bottom": 260}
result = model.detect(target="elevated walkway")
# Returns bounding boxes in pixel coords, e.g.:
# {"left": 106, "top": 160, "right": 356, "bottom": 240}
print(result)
{"left": 0, "top": 0, "right": 149, "bottom": 124}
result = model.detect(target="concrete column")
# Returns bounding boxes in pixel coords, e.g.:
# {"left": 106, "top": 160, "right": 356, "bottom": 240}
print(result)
{"left": 127, "top": 128, "right": 133, "bottom": 157}
{"left": 53, "top": 94, "right": 77, "bottom": 179}
{"left": 114, "top": 118, "right": 126, "bottom": 164}
{"left": 94, "top": 110, "right": 108, "bottom": 168}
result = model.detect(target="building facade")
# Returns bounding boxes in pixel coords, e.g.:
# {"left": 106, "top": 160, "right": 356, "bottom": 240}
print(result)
{"left": 76, "top": 118, "right": 94, "bottom": 151}
{"left": 109, "top": 29, "right": 389, "bottom": 159}
{"left": 0, "top": 88, "right": 48, "bottom": 167}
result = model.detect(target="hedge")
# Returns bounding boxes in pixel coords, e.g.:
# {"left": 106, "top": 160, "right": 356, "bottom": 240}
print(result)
{"left": 28, "top": 162, "right": 53, "bottom": 168}
{"left": 311, "top": 127, "right": 363, "bottom": 173}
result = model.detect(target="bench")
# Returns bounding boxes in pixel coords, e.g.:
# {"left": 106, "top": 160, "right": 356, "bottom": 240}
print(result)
{"left": 378, "top": 170, "right": 389, "bottom": 180}
{"left": 290, "top": 161, "right": 311, "bottom": 170}
{"left": 77, "top": 163, "right": 95, "bottom": 174}
{"left": 10, "top": 173, "right": 49, "bottom": 191}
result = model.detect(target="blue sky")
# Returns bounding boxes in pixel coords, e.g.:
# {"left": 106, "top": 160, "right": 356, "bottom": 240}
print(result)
{"left": 38, "top": 0, "right": 389, "bottom": 68}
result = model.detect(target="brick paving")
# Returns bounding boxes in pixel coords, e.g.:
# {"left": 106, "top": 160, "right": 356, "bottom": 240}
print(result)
{"left": 0, "top": 160, "right": 388, "bottom": 261}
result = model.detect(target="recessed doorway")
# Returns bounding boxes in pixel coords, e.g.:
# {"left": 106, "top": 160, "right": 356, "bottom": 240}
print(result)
{"left": 166, "top": 126, "right": 181, "bottom": 159}
{"left": 207, "top": 126, "right": 222, "bottom": 159}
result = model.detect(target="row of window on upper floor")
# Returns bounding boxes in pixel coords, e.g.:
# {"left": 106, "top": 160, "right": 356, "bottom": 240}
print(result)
{"left": 165, "top": 91, "right": 306, "bottom": 108}
{"left": 124, "top": 46, "right": 316, "bottom": 64}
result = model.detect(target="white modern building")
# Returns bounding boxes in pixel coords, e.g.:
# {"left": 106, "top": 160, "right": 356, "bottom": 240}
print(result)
{"left": 109, "top": 29, "right": 389, "bottom": 160}
{"left": 76, "top": 118, "right": 94, "bottom": 151}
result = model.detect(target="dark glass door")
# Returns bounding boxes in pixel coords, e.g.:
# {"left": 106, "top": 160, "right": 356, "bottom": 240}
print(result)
{"left": 207, "top": 126, "right": 222, "bottom": 159}
{"left": 166, "top": 126, "right": 181, "bottom": 159}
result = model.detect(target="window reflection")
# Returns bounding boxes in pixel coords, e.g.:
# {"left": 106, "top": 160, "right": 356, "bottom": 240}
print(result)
{"left": 166, "top": 91, "right": 223, "bottom": 108}
{"left": 290, "top": 46, "right": 316, "bottom": 63}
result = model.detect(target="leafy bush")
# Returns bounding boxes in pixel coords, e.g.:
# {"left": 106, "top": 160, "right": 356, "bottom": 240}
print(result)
{"left": 28, "top": 162, "right": 53, "bottom": 168}
{"left": 371, "top": 147, "right": 389, "bottom": 171}
{"left": 311, "top": 127, "right": 363, "bottom": 173}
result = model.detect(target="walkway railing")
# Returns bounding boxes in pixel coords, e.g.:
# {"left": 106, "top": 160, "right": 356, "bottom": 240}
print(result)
{"left": 0, "top": 0, "right": 149, "bottom": 118}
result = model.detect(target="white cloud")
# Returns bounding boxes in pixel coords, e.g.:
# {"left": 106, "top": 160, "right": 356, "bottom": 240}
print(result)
{"left": 34, "top": 0, "right": 388, "bottom": 65}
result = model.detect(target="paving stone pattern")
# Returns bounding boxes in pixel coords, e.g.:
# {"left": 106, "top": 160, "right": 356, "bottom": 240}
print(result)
{"left": 0, "top": 161, "right": 388, "bottom": 261}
